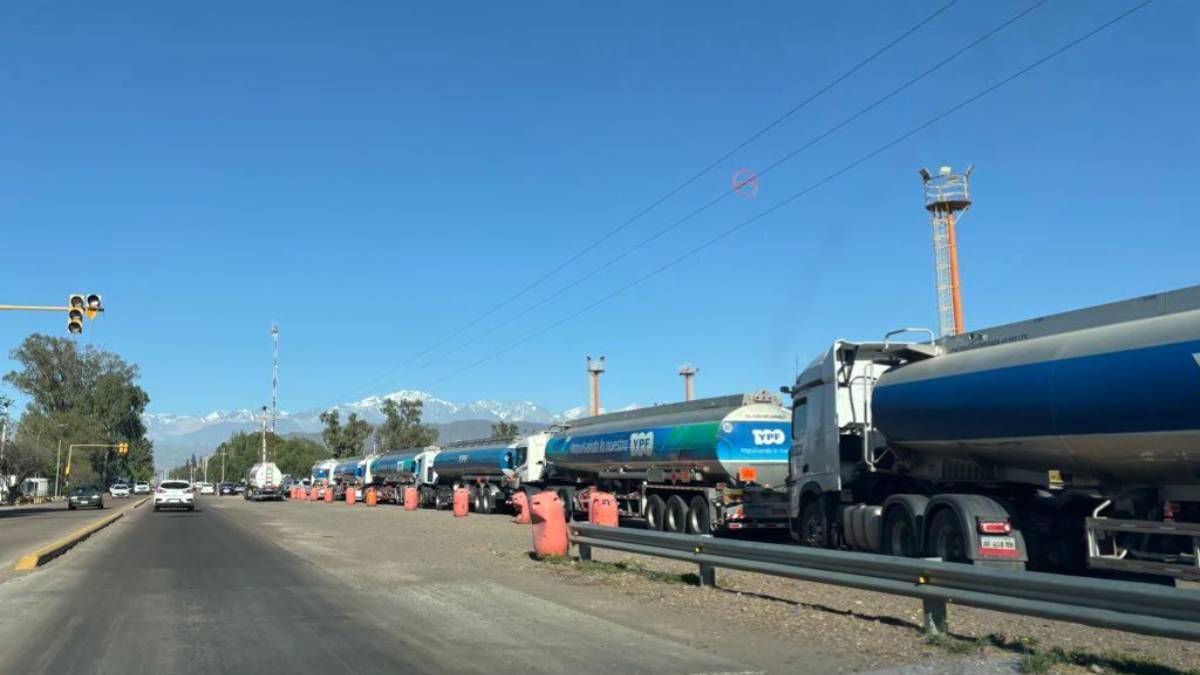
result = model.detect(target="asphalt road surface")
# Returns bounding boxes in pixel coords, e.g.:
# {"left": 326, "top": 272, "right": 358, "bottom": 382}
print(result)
{"left": 0, "top": 498, "right": 748, "bottom": 674}
{"left": 0, "top": 498, "right": 138, "bottom": 572}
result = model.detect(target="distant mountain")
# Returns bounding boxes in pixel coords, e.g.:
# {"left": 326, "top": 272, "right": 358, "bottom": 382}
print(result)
{"left": 145, "top": 390, "right": 637, "bottom": 469}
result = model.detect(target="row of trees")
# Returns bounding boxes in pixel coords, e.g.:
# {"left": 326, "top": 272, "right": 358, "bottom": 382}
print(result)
{"left": 172, "top": 431, "right": 331, "bottom": 483}
{"left": 1, "top": 335, "right": 155, "bottom": 501}
{"left": 319, "top": 398, "right": 440, "bottom": 458}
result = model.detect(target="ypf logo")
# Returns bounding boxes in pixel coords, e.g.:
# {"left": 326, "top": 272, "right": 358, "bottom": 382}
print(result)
{"left": 629, "top": 432, "right": 655, "bottom": 457}
{"left": 752, "top": 428, "right": 787, "bottom": 446}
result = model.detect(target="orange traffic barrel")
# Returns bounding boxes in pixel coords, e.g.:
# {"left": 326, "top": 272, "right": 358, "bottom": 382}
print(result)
{"left": 403, "top": 486, "right": 419, "bottom": 511}
{"left": 324, "top": 486, "right": 334, "bottom": 503}
{"left": 530, "top": 492, "right": 568, "bottom": 558}
{"left": 453, "top": 487, "right": 470, "bottom": 517}
{"left": 309, "top": 487, "right": 318, "bottom": 502}
{"left": 346, "top": 487, "right": 357, "bottom": 505}
{"left": 588, "top": 491, "right": 619, "bottom": 528}
{"left": 511, "top": 491, "right": 531, "bottom": 524}
{"left": 365, "top": 488, "right": 377, "bottom": 507}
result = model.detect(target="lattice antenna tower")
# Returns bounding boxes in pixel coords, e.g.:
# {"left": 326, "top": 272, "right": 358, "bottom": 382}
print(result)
{"left": 919, "top": 165, "right": 973, "bottom": 336}
{"left": 271, "top": 321, "right": 279, "bottom": 433}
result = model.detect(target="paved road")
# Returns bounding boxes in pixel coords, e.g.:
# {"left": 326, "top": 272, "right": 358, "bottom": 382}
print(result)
{"left": 0, "top": 497, "right": 744, "bottom": 674}
{"left": 0, "top": 498, "right": 139, "bottom": 571}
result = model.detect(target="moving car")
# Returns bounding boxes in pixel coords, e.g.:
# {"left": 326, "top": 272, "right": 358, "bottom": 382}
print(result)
{"left": 197, "top": 482, "right": 215, "bottom": 495}
{"left": 234, "top": 481, "right": 247, "bottom": 495}
{"left": 154, "top": 480, "right": 195, "bottom": 512}
{"left": 68, "top": 485, "right": 105, "bottom": 510}
{"left": 218, "top": 482, "right": 236, "bottom": 496}
{"left": 109, "top": 483, "right": 131, "bottom": 498}
{"left": 133, "top": 481, "right": 151, "bottom": 495}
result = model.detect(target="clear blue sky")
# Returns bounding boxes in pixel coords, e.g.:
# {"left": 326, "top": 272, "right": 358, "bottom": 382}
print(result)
{"left": 2, "top": 1, "right": 1196, "bottom": 417}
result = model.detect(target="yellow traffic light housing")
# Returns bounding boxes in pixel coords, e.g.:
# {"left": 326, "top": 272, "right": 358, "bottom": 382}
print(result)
{"left": 86, "top": 294, "right": 102, "bottom": 319}
{"left": 117, "top": 442, "right": 129, "bottom": 455}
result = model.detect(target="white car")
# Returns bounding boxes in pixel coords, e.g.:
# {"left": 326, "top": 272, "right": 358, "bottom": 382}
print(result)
{"left": 133, "top": 482, "right": 151, "bottom": 495}
{"left": 109, "top": 483, "right": 131, "bottom": 498}
{"left": 154, "top": 480, "right": 195, "bottom": 512}
{"left": 198, "top": 482, "right": 215, "bottom": 495}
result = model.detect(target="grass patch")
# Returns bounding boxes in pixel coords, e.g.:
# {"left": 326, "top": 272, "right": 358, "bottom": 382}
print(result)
{"left": 1017, "top": 646, "right": 1198, "bottom": 675}
{"left": 539, "top": 555, "right": 700, "bottom": 585}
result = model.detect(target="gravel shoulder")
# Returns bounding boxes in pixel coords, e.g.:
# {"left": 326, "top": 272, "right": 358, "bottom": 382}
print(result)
{"left": 213, "top": 497, "right": 1200, "bottom": 674}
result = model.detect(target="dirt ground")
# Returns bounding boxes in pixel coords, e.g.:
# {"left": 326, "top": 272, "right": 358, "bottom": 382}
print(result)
{"left": 211, "top": 496, "right": 1200, "bottom": 674}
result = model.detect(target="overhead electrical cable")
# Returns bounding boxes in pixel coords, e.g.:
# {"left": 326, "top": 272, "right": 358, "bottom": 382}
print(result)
{"left": 416, "top": 0, "right": 1154, "bottom": 390}
{"left": 331, "top": 1, "right": 962, "bottom": 406}
{"left": 361, "top": 0, "right": 1049, "bottom": 394}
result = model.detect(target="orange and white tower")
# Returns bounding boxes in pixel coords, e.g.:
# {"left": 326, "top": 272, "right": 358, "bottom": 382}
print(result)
{"left": 919, "top": 165, "right": 973, "bottom": 336}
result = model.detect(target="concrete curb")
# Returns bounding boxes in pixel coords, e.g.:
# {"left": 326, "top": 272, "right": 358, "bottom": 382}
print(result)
{"left": 13, "top": 496, "right": 149, "bottom": 571}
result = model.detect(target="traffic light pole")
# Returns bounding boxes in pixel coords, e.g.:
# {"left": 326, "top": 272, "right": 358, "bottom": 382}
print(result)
{"left": 1, "top": 295, "right": 104, "bottom": 334}
{"left": 64, "top": 442, "right": 129, "bottom": 490}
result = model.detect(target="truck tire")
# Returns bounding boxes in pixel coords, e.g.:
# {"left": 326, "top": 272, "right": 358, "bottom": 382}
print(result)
{"left": 882, "top": 506, "right": 920, "bottom": 557}
{"left": 480, "top": 489, "right": 495, "bottom": 515}
{"left": 665, "top": 495, "right": 688, "bottom": 534}
{"left": 926, "top": 508, "right": 968, "bottom": 563}
{"left": 687, "top": 496, "right": 712, "bottom": 535}
{"left": 796, "top": 498, "right": 829, "bottom": 548}
{"left": 644, "top": 494, "right": 666, "bottom": 531}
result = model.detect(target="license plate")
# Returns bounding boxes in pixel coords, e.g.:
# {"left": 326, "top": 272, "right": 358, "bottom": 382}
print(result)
{"left": 979, "top": 535, "right": 1018, "bottom": 558}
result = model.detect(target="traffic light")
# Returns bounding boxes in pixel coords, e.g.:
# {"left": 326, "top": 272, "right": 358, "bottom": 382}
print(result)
{"left": 117, "top": 442, "right": 129, "bottom": 455}
{"left": 85, "top": 294, "right": 102, "bottom": 319}
{"left": 67, "top": 295, "right": 85, "bottom": 334}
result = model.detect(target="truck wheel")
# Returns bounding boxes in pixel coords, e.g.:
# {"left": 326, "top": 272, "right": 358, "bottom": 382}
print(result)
{"left": 796, "top": 498, "right": 829, "bottom": 548}
{"left": 927, "top": 508, "right": 968, "bottom": 563}
{"left": 480, "top": 490, "right": 495, "bottom": 515}
{"left": 434, "top": 491, "right": 448, "bottom": 510}
{"left": 882, "top": 507, "right": 920, "bottom": 557}
{"left": 665, "top": 495, "right": 688, "bottom": 534}
{"left": 687, "top": 496, "right": 711, "bottom": 535}
{"left": 644, "top": 494, "right": 666, "bottom": 531}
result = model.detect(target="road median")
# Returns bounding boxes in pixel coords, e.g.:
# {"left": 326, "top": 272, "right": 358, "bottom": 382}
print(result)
{"left": 13, "top": 496, "right": 149, "bottom": 571}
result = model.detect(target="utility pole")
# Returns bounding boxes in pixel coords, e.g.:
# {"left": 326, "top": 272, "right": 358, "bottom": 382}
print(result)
{"left": 54, "top": 438, "right": 62, "bottom": 498}
{"left": 678, "top": 364, "right": 698, "bottom": 401}
{"left": 260, "top": 406, "right": 269, "bottom": 464}
{"left": 271, "top": 322, "right": 279, "bottom": 433}
{"left": 221, "top": 445, "right": 226, "bottom": 483}
{"left": 586, "top": 356, "right": 606, "bottom": 417}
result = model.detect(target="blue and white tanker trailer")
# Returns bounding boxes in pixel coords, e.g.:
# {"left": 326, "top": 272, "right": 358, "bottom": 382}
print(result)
{"left": 517, "top": 392, "right": 792, "bottom": 533}
{"left": 421, "top": 440, "right": 517, "bottom": 512}
{"left": 330, "top": 456, "right": 367, "bottom": 500}
{"left": 786, "top": 285, "right": 1200, "bottom": 582}
{"left": 365, "top": 449, "right": 426, "bottom": 503}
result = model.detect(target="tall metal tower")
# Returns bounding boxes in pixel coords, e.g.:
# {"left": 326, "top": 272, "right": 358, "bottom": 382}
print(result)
{"left": 919, "top": 165, "right": 973, "bottom": 336}
{"left": 586, "top": 356, "right": 605, "bottom": 417}
{"left": 270, "top": 321, "right": 279, "bottom": 433}
{"left": 678, "top": 364, "right": 698, "bottom": 401}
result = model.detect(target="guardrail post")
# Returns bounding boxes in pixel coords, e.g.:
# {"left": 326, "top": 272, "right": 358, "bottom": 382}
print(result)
{"left": 921, "top": 598, "right": 948, "bottom": 636}
{"left": 578, "top": 542, "right": 592, "bottom": 562}
{"left": 698, "top": 563, "right": 716, "bottom": 587}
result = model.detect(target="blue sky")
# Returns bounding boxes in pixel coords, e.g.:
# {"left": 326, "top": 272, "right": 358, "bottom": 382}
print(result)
{"left": 1, "top": 1, "right": 1196, "bottom": 417}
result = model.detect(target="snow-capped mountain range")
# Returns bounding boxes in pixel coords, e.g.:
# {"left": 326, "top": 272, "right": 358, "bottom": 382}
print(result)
{"left": 144, "top": 390, "right": 636, "bottom": 467}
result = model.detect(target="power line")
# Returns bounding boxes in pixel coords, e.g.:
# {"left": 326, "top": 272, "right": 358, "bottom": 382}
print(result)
{"left": 361, "top": 0, "right": 1048, "bottom": 394}
{"left": 332, "top": 1, "right": 962, "bottom": 405}
{"left": 417, "top": 0, "right": 1154, "bottom": 390}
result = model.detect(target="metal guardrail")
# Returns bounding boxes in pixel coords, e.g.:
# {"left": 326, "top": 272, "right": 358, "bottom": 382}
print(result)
{"left": 569, "top": 523, "right": 1200, "bottom": 642}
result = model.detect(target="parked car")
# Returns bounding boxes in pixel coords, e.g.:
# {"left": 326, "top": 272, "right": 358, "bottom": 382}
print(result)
{"left": 133, "top": 481, "right": 151, "bottom": 495}
{"left": 218, "top": 482, "right": 236, "bottom": 496}
{"left": 109, "top": 483, "right": 131, "bottom": 498}
{"left": 154, "top": 480, "right": 195, "bottom": 512}
{"left": 68, "top": 485, "right": 105, "bottom": 510}
{"left": 233, "top": 481, "right": 247, "bottom": 495}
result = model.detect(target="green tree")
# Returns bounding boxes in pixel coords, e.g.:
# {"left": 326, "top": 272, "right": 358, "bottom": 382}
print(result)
{"left": 318, "top": 409, "right": 373, "bottom": 458}
{"left": 377, "top": 398, "right": 438, "bottom": 450}
{"left": 200, "top": 431, "right": 331, "bottom": 483}
{"left": 490, "top": 420, "right": 520, "bottom": 441}
{"left": 4, "top": 334, "right": 155, "bottom": 487}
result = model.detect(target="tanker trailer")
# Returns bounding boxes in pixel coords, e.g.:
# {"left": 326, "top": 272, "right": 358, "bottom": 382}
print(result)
{"left": 367, "top": 449, "right": 424, "bottom": 503}
{"left": 331, "top": 456, "right": 365, "bottom": 500}
{"left": 539, "top": 391, "right": 791, "bottom": 533}
{"left": 427, "top": 440, "right": 517, "bottom": 513}
{"left": 786, "top": 285, "right": 1200, "bottom": 581}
